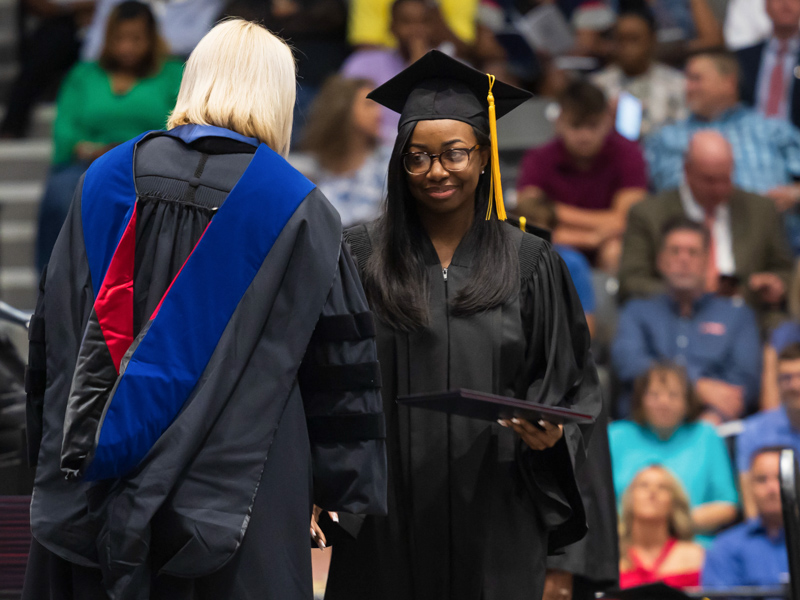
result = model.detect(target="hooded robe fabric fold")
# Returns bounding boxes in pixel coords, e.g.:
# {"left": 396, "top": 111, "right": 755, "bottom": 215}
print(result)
{"left": 25, "top": 129, "right": 387, "bottom": 600}
{"left": 60, "top": 131, "right": 314, "bottom": 481}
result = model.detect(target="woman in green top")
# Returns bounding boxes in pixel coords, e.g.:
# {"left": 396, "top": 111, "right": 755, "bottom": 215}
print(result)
{"left": 37, "top": 0, "right": 182, "bottom": 272}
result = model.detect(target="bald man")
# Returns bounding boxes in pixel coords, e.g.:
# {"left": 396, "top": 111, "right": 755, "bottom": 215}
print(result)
{"left": 619, "top": 130, "right": 793, "bottom": 330}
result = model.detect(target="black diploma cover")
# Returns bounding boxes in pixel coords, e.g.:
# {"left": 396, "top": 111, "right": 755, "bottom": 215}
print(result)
{"left": 397, "top": 389, "right": 595, "bottom": 424}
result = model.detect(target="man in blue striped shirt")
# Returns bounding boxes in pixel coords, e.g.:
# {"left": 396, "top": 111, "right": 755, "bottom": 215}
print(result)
{"left": 645, "top": 49, "right": 800, "bottom": 209}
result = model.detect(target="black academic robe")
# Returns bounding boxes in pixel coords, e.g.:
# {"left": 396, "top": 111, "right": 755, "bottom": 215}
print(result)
{"left": 23, "top": 133, "right": 387, "bottom": 600}
{"left": 547, "top": 402, "right": 620, "bottom": 596}
{"left": 323, "top": 222, "right": 602, "bottom": 600}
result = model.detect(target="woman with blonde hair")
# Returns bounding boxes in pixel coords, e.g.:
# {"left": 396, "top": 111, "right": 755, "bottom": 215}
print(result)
{"left": 22, "top": 19, "right": 386, "bottom": 600}
{"left": 618, "top": 465, "right": 705, "bottom": 588}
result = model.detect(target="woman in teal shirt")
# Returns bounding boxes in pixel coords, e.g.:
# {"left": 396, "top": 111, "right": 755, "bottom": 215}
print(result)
{"left": 609, "top": 363, "right": 739, "bottom": 544}
{"left": 37, "top": 1, "right": 182, "bottom": 272}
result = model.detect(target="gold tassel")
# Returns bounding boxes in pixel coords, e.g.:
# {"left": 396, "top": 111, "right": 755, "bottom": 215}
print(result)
{"left": 519, "top": 216, "right": 526, "bottom": 232}
{"left": 485, "top": 74, "right": 507, "bottom": 221}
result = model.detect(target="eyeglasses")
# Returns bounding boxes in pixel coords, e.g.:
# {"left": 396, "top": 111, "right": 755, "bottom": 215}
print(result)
{"left": 402, "top": 145, "right": 481, "bottom": 175}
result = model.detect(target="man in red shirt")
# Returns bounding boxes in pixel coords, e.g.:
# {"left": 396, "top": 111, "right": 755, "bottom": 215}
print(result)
{"left": 516, "top": 80, "right": 648, "bottom": 272}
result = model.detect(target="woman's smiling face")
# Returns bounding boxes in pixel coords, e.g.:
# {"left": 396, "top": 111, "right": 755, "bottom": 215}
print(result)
{"left": 404, "top": 119, "right": 488, "bottom": 217}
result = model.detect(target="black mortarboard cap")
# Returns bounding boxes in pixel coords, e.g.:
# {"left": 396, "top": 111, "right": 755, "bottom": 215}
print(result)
{"left": 367, "top": 50, "right": 532, "bottom": 130}
{"left": 602, "top": 584, "right": 696, "bottom": 600}
{"left": 367, "top": 50, "right": 533, "bottom": 220}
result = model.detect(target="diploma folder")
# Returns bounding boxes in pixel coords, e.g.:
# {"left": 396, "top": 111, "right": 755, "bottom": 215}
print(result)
{"left": 396, "top": 389, "right": 594, "bottom": 425}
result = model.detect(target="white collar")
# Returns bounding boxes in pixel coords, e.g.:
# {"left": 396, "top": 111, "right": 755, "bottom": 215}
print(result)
{"left": 678, "top": 180, "right": 728, "bottom": 220}
{"left": 678, "top": 181, "right": 735, "bottom": 274}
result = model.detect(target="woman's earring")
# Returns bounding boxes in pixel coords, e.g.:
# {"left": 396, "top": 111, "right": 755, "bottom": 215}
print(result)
{"left": 481, "top": 169, "right": 485, "bottom": 175}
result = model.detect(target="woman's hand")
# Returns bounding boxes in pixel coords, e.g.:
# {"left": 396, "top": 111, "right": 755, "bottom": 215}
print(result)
{"left": 498, "top": 418, "right": 563, "bottom": 450}
{"left": 310, "top": 505, "right": 340, "bottom": 551}
{"left": 74, "top": 141, "right": 110, "bottom": 162}
{"left": 311, "top": 505, "right": 327, "bottom": 550}
{"left": 543, "top": 569, "right": 573, "bottom": 600}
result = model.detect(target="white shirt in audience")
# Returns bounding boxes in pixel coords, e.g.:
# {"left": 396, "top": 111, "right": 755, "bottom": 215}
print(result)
{"left": 591, "top": 63, "right": 687, "bottom": 137}
{"left": 679, "top": 180, "right": 736, "bottom": 275}
{"left": 81, "top": 0, "right": 223, "bottom": 60}
{"left": 724, "top": 0, "right": 772, "bottom": 50}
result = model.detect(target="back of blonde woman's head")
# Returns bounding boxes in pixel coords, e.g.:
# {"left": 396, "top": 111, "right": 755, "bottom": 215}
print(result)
{"left": 168, "top": 19, "right": 296, "bottom": 156}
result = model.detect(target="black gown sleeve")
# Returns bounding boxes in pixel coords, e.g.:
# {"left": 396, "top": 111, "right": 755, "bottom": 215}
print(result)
{"left": 25, "top": 268, "right": 47, "bottom": 467}
{"left": 298, "top": 240, "right": 388, "bottom": 515}
{"left": 517, "top": 239, "right": 603, "bottom": 553}
{"left": 26, "top": 172, "right": 90, "bottom": 470}
{"left": 546, "top": 402, "right": 620, "bottom": 585}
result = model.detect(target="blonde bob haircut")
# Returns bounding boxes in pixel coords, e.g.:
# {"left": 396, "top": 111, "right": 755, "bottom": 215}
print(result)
{"left": 167, "top": 19, "right": 296, "bottom": 156}
{"left": 618, "top": 465, "right": 694, "bottom": 557}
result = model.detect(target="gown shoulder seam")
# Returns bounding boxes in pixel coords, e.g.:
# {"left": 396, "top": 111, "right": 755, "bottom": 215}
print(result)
{"left": 518, "top": 231, "right": 546, "bottom": 283}
{"left": 343, "top": 223, "right": 372, "bottom": 275}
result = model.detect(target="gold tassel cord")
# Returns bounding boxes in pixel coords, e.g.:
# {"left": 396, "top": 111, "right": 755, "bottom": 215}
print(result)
{"left": 485, "top": 73, "right": 507, "bottom": 221}
{"left": 519, "top": 216, "right": 526, "bottom": 232}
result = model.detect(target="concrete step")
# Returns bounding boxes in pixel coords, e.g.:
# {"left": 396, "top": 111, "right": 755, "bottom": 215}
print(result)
{"left": 1, "top": 202, "right": 38, "bottom": 222}
{"left": 27, "top": 105, "right": 55, "bottom": 138}
{"left": 1, "top": 242, "right": 36, "bottom": 275}
{"left": 0, "top": 103, "right": 55, "bottom": 138}
{"left": 0, "top": 220, "right": 35, "bottom": 245}
{"left": 0, "top": 266, "right": 37, "bottom": 310}
{"left": 0, "top": 182, "right": 43, "bottom": 206}
{"left": 0, "top": 266, "right": 35, "bottom": 288}
{"left": 0, "top": 2, "right": 47, "bottom": 310}
{"left": 0, "top": 159, "right": 49, "bottom": 182}
{"left": 0, "top": 139, "right": 51, "bottom": 181}
{"left": 0, "top": 218, "right": 38, "bottom": 267}
{"left": 1, "top": 287, "right": 37, "bottom": 311}
{"left": 0, "top": 138, "right": 52, "bottom": 159}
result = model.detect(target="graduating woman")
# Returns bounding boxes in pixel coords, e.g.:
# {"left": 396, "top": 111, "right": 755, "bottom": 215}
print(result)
{"left": 23, "top": 20, "right": 386, "bottom": 600}
{"left": 322, "top": 50, "right": 602, "bottom": 600}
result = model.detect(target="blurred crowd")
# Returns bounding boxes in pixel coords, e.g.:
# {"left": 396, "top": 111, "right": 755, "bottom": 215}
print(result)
{"left": 5, "top": 0, "right": 800, "bottom": 595}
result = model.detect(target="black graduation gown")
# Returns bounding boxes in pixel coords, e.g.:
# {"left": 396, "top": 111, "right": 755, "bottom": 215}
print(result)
{"left": 546, "top": 402, "right": 620, "bottom": 595}
{"left": 323, "top": 222, "right": 602, "bottom": 600}
{"left": 23, "top": 134, "right": 387, "bottom": 600}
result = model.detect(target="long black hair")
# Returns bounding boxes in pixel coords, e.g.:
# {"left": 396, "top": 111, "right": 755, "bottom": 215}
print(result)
{"left": 364, "top": 120, "right": 519, "bottom": 332}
